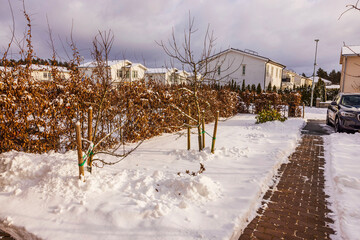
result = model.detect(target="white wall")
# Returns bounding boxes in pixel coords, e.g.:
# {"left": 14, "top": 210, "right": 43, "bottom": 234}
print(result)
{"left": 207, "top": 50, "right": 267, "bottom": 88}
{"left": 265, "top": 63, "right": 283, "bottom": 89}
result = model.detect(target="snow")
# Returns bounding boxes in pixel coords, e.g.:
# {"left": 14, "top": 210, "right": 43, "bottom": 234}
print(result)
{"left": 303, "top": 106, "right": 327, "bottom": 120}
{"left": 20, "top": 64, "right": 70, "bottom": 72}
{"left": 326, "top": 84, "right": 340, "bottom": 89}
{"left": 146, "top": 68, "right": 168, "bottom": 74}
{"left": 324, "top": 133, "right": 360, "bottom": 240}
{"left": 342, "top": 45, "right": 360, "bottom": 56}
{"left": 313, "top": 76, "right": 332, "bottom": 85}
{"left": 0, "top": 114, "right": 305, "bottom": 240}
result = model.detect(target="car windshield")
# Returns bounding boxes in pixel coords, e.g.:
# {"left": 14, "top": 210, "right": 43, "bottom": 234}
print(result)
{"left": 341, "top": 95, "right": 360, "bottom": 107}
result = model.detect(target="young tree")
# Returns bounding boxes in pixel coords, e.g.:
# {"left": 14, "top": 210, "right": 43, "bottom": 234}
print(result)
{"left": 256, "top": 83, "right": 262, "bottom": 94}
{"left": 241, "top": 79, "right": 246, "bottom": 92}
{"left": 157, "top": 14, "right": 235, "bottom": 151}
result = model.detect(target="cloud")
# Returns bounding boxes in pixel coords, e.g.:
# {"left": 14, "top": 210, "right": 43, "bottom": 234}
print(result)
{"left": 0, "top": 0, "right": 359, "bottom": 74}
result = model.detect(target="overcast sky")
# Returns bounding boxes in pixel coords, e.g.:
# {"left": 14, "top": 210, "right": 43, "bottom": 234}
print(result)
{"left": 0, "top": 0, "right": 359, "bottom": 75}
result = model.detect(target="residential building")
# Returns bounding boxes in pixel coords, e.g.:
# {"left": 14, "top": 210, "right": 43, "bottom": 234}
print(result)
{"left": 282, "top": 70, "right": 312, "bottom": 89}
{"left": 24, "top": 65, "right": 70, "bottom": 81}
{"left": 313, "top": 76, "right": 332, "bottom": 86}
{"left": 145, "top": 68, "right": 189, "bottom": 85}
{"left": 339, "top": 45, "right": 360, "bottom": 93}
{"left": 205, "top": 48, "right": 285, "bottom": 89}
{"left": 79, "top": 60, "right": 147, "bottom": 84}
{"left": 281, "top": 69, "right": 296, "bottom": 89}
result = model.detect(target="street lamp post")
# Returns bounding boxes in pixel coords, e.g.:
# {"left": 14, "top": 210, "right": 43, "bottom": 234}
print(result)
{"left": 310, "top": 39, "right": 319, "bottom": 107}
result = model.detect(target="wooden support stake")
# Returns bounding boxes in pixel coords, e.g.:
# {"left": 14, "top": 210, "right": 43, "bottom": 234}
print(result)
{"left": 76, "top": 122, "right": 84, "bottom": 180}
{"left": 303, "top": 103, "right": 305, "bottom": 118}
{"left": 187, "top": 107, "right": 191, "bottom": 150}
{"left": 88, "top": 107, "right": 93, "bottom": 173}
{"left": 211, "top": 111, "right": 219, "bottom": 154}
{"left": 202, "top": 110, "right": 205, "bottom": 149}
{"left": 197, "top": 124, "right": 202, "bottom": 151}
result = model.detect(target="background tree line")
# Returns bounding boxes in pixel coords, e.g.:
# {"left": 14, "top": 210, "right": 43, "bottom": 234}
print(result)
{"left": 0, "top": 58, "right": 70, "bottom": 68}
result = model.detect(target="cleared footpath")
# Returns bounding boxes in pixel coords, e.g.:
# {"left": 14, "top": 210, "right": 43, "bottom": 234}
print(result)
{"left": 239, "top": 120, "right": 336, "bottom": 239}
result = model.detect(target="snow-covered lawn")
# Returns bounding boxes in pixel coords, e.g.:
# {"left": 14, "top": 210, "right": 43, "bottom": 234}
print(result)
{"left": 0, "top": 114, "right": 305, "bottom": 240}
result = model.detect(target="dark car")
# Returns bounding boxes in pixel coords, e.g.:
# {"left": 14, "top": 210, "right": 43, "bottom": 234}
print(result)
{"left": 326, "top": 93, "right": 360, "bottom": 132}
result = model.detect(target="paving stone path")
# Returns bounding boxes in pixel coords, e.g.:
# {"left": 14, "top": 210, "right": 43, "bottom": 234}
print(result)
{"left": 239, "top": 133, "right": 335, "bottom": 239}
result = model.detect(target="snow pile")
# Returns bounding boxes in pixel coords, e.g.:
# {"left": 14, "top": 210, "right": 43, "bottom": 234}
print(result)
{"left": 0, "top": 114, "right": 305, "bottom": 240}
{"left": 324, "top": 133, "right": 360, "bottom": 240}
{"left": 0, "top": 151, "right": 221, "bottom": 219}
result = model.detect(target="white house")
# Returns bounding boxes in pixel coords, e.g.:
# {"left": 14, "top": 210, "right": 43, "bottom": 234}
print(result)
{"left": 281, "top": 70, "right": 313, "bottom": 89}
{"left": 205, "top": 48, "right": 285, "bottom": 89}
{"left": 22, "top": 65, "right": 70, "bottom": 81}
{"left": 145, "top": 68, "right": 190, "bottom": 85}
{"left": 313, "top": 76, "right": 332, "bottom": 86}
{"left": 79, "top": 60, "right": 147, "bottom": 84}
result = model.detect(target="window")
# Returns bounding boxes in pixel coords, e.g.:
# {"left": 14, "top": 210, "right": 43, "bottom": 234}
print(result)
{"left": 276, "top": 68, "right": 278, "bottom": 78}
{"left": 132, "top": 71, "right": 138, "bottom": 78}
{"left": 242, "top": 65, "right": 246, "bottom": 75}
{"left": 43, "top": 72, "right": 48, "bottom": 79}
{"left": 125, "top": 71, "right": 130, "bottom": 78}
{"left": 117, "top": 69, "right": 122, "bottom": 78}
{"left": 217, "top": 66, "right": 221, "bottom": 75}
{"left": 271, "top": 66, "right": 273, "bottom": 77}
{"left": 266, "top": 65, "right": 269, "bottom": 76}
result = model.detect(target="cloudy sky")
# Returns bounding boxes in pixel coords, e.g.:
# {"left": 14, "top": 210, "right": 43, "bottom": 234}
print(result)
{"left": 0, "top": 0, "right": 359, "bottom": 75}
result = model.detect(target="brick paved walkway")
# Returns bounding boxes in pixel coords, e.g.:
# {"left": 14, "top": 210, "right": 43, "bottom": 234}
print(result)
{"left": 239, "top": 135, "right": 335, "bottom": 239}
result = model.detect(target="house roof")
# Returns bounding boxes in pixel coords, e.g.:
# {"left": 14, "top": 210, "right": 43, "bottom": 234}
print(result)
{"left": 20, "top": 64, "right": 70, "bottom": 72}
{"left": 146, "top": 68, "right": 168, "bottom": 74}
{"left": 208, "top": 48, "right": 286, "bottom": 68}
{"left": 131, "top": 63, "right": 147, "bottom": 70}
{"left": 341, "top": 45, "right": 360, "bottom": 56}
{"left": 313, "top": 76, "right": 332, "bottom": 85}
{"left": 79, "top": 60, "right": 132, "bottom": 68}
{"left": 146, "top": 68, "right": 189, "bottom": 75}
{"left": 79, "top": 60, "right": 147, "bottom": 70}
{"left": 340, "top": 46, "right": 360, "bottom": 64}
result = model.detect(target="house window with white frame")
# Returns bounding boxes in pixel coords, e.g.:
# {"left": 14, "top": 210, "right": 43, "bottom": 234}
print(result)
{"left": 117, "top": 69, "right": 122, "bottom": 78}
{"left": 242, "top": 65, "right": 246, "bottom": 75}
{"left": 266, "top": 65, "right": 269, "bottom": 76}
{"left": 132, "top": 70, "right": 138, "bottom": 78}
{"left": 271, "top": 66, "right": 273, "bottom": 77}
{"left": 43, "top": 72, "right": 48, "bottom": 79}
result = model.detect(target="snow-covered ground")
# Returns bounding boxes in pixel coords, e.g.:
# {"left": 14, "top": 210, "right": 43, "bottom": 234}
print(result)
{"left": 0, "top": 114, "right": 305, "bottom": 240}
{"left": 325, "top": 133, "right": 360, "bottom": 240}
{"left": 1, "top": 107, "right": 359, "bottom": 240}
{"left": 303, "top": 106, "right": 327, "bottom": 120}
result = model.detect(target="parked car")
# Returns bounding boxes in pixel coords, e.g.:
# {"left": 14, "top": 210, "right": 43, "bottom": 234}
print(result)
{"left": 326, "top": 93, "right": 360, "bottom": 132}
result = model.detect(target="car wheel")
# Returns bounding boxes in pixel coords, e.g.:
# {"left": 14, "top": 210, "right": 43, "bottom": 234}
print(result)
{"left": 326, "top": 112, "right": 331, "bottom": 126}
{"left": 335, "top": 117, "right": 343, "bottom": 133}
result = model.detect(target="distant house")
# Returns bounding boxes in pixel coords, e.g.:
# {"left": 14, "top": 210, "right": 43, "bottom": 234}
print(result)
{"left": 281, "top": 69, "right": 312, "bottom": 90}
{"left": 313, "top": 76, "right": 332, "bottom": 86}
{"left": 339, "top": 45, "right": 360, "bottom": 93}
{"left": 24, "top": 65, "right": 70, "bottom": 81}
{"left": 205, "top": 48, "right": 285, "bottom": 89}
{"left": 0, "top": 64, "right": 70, "bottom": 81}
{"left": 281, "top": 69, "right": 296, "bottom": 89}
{"left": 79, "top": 60, "right": 147, "bottom": 84}
{"left": 145, "top": 68, "right": 189, "bottom": 85}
